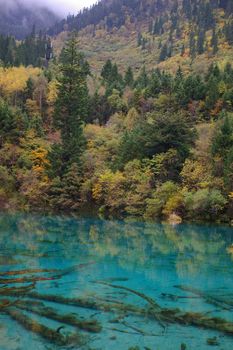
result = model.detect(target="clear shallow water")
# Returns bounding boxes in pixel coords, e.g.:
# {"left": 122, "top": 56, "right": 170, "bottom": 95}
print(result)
{"left": 0, "top": 214, "right": 232, "bottom": 350}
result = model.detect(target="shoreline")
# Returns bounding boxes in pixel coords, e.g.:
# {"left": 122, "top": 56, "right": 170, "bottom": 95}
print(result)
{"left": 0, "top": 205, "right": 232, "bottom": 227}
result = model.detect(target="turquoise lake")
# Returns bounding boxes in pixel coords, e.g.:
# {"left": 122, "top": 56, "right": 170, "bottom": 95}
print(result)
{"left": 0, "top": 213, "right": 232, "bottom": 350}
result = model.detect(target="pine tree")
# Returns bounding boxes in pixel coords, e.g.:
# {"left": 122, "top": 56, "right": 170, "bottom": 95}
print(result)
{"left": 101, "top": 59, "right": 112, "bottom": 81}
{"left": 141, "top": 37, "right": 147, "bottom": 50}
{"left": 212, "top": 114, "right": 233, "bottom": 187}
{"left": 137, "top": 32, "right": 142, "bottom": 46}
{"left": 183, "top": 0, "right": 192, "bottom": 19}
{"left": 206, "top": 76, "right": 219, "bottom": 110}
{"left": 49, "top": 163, "right": 83, "bottom": 210}
{"left": 189, "top": 30, "right": 196, "bottom": 60}
{"left": 224, "top": 20, "right": 233, "bottom": 45}
{"left": 197, "top": 29, "right": 205, "bottom": 54}
{"left": 175, "top": 66, "right": 183, "bottom": 84}
{"left": 211, "top": 27, "right": 218, "bottom": 54}
{"left": 49, "top": 34, "right": 90, "bottom": 177}
{"left": 153, "top": 19, "right": 159, "bottom": 35}
{"left": 136, "top": 66, "right": 148, "bottom": 89}
{"left": 159, "top": 43, "right": 168, "bottom": 62}
{"left": 0, "top": 100, "right": 19, "bottom": 146}
{"left": 124, "top": 67, "right": 134, "bottom": 87}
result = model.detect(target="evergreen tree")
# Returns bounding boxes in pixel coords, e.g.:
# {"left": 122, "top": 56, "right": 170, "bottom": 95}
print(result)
{"left": 174, "top": 66, "right": 184, "bottom": 92}
{"left": 212, "top": 114, "right": 233, "bottom": 159}
{"left": 206, "top": 76, "right": 219, "bottom": 110}
{"left": 224, "top": 19, "right": 233, "bottom": 45}
{"left": 197, "top": 29, "right": 205, "bottom": 54}
{"left": 183, "top": 0, "right": 192, "bottom": 19}
{"left": 135, "top": 66, "right": 148, "bottom": 89}
{"left": 159, "top": 43, "right": 168, "bottom": 62}
{"left": 49, "top": 163, "right": 83, "bottom": 210}
{"left": 24, "top": 78, "right": 34, "bottom": 101}
{"left": 101, "top": 59, "right": 112, "bottom": 81}
{"left": 212, "top": 114, "right": 233, "bottom": 188}
{"left": 124, "top": 66, "right": 134, "bottom": 87}
{"left": 49, "top": 34, "right": 90, "bottom": 177}
{"left": 189, "top": 30, "right": 196, "bottom": 60}
{"left": 137, "top": 32, "right": 142, "bottom": 46}
{"left": 0, "top": 100, "right": 19, "bottom": 146}
{"left": 153, "top": 19, "right": 159, "bottom": 35}
{"left": 141, "top": 37, "right": 147, "bottom": 50}
{"left": 211, "top": 27, "right": 218, "bottom": 54}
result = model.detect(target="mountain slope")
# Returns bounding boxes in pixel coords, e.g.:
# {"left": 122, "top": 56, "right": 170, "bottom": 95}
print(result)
{"left": 0, "top": 0, "right": 60, "bottom": 39}
{"left": 52, "top": 0, "right": 233, "bottom": 75}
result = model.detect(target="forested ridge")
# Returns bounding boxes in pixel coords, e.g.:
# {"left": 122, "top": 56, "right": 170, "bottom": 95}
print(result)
{"left": 0, "top": 0, "right": 232, "bottom": 223}
{"left": 49, "top": 0, "right": 233, "bottom": 37}
{"left": 50, "top": 0, "right": 233, "bottom": 64}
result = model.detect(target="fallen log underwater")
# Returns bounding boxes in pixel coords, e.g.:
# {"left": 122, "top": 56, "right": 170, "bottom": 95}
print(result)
{"left": 175, "top": 285, "right": 233, "bottom": 311}
{"left": 0, "top": 263, "right": 95, "bottom": 285}
{"left": 3, "top": 288, "right": 232, "bottom": 337}
{"left": 1, "top": 266, "right": 233, "bottom": 347}
{"left": 93, "top": 282, "right": 233, "bottom": 336}
{"left": 0, "top": 283, "right": 35, "bottom": 295}
{"left": 15, "top": 299, "right": 102, "bottom": 333}
{"left": 0, "top": 268, "right": 59, "bottom": 277}
{"left": 4, "top": 307, "right": 85, "bottom": 346}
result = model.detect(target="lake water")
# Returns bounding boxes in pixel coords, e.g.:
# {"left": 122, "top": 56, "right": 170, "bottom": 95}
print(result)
{"left": 0, "top": 213, "right": 232, "bottom": 350}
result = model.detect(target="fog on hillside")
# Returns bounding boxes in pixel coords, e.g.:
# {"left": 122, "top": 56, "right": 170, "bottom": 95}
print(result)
{"left": 0, "top": 0, "right": 96, "bottom": 15}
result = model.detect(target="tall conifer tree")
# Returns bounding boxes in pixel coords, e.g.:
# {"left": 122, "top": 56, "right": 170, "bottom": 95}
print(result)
{"left": 49, "top": 34, "right": 89, "bottom": 177}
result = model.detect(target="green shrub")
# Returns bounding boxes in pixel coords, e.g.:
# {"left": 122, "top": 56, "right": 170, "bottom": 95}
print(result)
{"left": 184, "top": 189, "right": 227, "bottom": 220}
{"left": 144, "top": 181, "right": 178, "bottom": 219}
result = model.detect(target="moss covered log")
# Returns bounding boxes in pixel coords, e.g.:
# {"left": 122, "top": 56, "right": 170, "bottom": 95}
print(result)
{"left": 15, "top": 300, "right": 102, "bottom": 333}
{"left": 4, "top": 307, "right": 84, "bottom": 346}
{"left": 21, "top": 290, "right": 233, "bottom": 337}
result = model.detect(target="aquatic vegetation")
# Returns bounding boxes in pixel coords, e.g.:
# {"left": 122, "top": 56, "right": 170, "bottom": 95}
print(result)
{"left": 4, "top": 308, "right": 83, "bottom": 346}
{"left": 15, "top": 300, "right": 102, "bottom": 333}
{"left": 1, "top": 269, "right": 233, "bottom": 347}
{"left": 0, "top": 214, "right": 232, "bottom": 349}
{"left": 0, "top": 264, "right": 104, "bottom": 346}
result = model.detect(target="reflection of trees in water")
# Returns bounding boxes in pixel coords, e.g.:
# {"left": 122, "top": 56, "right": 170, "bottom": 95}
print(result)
{"left": 87, "top": 221, "right": 229, "bottom": 278}
{"left": 1, "top": 214, "right": 233, "bottom": 350}
{"left": 0, "top": 213, "right": 231, "bottom": 278}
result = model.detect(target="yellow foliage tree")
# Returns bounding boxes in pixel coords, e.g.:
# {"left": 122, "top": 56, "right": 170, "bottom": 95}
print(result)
{"left": 0, "top": 66, "right": 41, "bottom": 103}
{"left": 92, "top": 169, "right": 126, "bottom": 212}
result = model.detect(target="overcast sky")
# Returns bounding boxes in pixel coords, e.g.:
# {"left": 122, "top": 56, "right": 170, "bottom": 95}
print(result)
{"left": 4, "top": 0, "right": 98, "bottom": 16}
{"left": 40, "top": 0, "right": 97, "bottom": 15}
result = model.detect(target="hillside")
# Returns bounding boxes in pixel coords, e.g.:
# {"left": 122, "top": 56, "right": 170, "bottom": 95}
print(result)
{"left": 52, "top": 0, "right": 233, "bottom": 75}
{"left": 0, "top": 1, "right": 232, "bottom": 223}
{"left": 0, "top": 0, "right": 60, "bottom": 39}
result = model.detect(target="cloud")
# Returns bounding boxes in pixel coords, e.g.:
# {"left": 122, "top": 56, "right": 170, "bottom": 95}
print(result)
{"left": 1, "top": 0, "right": 97, "bottom": 16}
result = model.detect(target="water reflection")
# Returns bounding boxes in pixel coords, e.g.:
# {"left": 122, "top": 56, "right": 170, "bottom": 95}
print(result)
{"left": 0, "top": 213, "right": 232, "bottom": 350}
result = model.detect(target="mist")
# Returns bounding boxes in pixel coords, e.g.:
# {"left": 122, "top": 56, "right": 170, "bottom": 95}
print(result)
{"left": 1, "top": 0, "right": 97, "bottom": 16}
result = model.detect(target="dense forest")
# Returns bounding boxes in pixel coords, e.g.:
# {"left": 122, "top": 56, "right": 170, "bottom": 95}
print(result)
{"left": 0, "top": 29, "right": 52, "bottom": 67}
{"left": 49, "top": 0, "right": 233, "bottom": 35}
{"left": 0, "top": 0, "right": 232, "bottom": 224}
{"left": 49, "top": 0, "right": 233, "bottom": 61}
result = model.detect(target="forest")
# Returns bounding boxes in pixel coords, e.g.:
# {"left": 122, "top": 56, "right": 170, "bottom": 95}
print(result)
{"left": 0, "top": 0, "right": 232, "bottom": 224}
